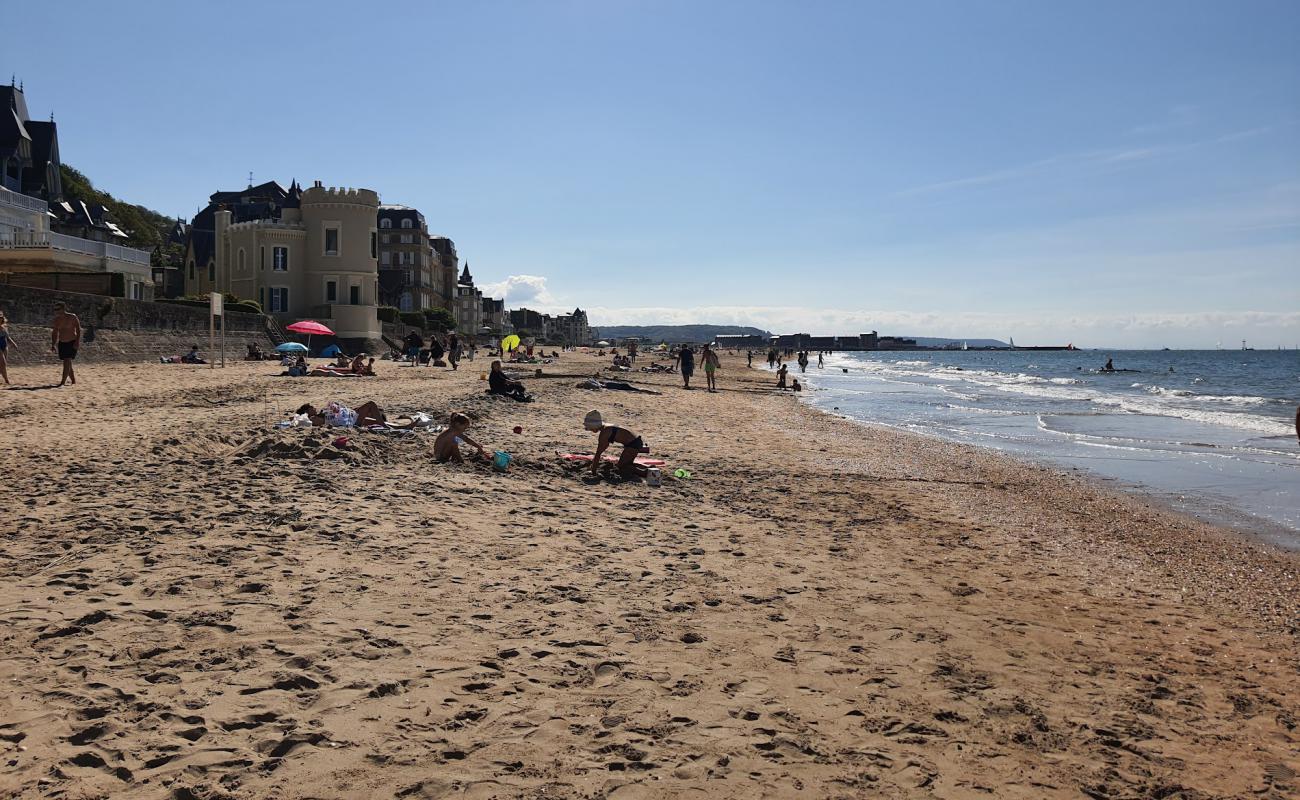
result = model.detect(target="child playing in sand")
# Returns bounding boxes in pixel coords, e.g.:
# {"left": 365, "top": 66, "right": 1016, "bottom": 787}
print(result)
{"left": 434, "top": 412, "right": 487, "bottom": 463}
{"left": 583, "top": 410, "right": 649, "bottom": 479}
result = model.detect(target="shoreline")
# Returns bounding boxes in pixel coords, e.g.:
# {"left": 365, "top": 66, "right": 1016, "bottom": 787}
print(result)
{"left": 809, "top": 396, "right": 1300, "bottom": 554}
{"left": 1, "top": 352, "right": 1296, "bottom": 798}
{"left": 794, "top": 350, "right": 1300, "bottom": 551}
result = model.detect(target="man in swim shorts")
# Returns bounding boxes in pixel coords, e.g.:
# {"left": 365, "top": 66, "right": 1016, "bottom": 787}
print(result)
{"left": 51, "top": 302, "right": 81, "bottom": 387}
{"left": 677, "top": 345, "right": 695, "bottom": 390}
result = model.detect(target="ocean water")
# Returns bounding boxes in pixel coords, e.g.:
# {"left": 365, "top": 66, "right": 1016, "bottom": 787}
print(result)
{"left": 794, "top": 349, "right": 1300, "bottom": 548}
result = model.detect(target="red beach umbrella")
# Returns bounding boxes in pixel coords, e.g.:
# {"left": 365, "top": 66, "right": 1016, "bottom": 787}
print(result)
{"left": 285, "top": 321, "right": 335, "bottom": 336}
{"left": 285, "top": 320, "right": 335, "bottom": 354}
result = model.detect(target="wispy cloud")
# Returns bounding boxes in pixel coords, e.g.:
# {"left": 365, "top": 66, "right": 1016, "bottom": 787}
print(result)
{"left": 897, "top": 124, "right": 1290, "bottom": 198}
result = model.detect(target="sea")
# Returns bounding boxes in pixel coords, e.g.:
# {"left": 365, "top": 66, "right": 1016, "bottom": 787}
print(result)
{"left": 796, "top": 349, "right": 1300, "bottom": 549}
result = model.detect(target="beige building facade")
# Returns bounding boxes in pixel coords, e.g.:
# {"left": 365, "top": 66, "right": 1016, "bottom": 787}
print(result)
{"left": 205, "top": 181, "right": 381, "bottom": 339}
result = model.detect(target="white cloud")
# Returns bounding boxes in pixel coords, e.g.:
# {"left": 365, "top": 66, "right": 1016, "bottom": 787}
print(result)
{"left": 479, "top": 274, "right": 555, "bottom": 307}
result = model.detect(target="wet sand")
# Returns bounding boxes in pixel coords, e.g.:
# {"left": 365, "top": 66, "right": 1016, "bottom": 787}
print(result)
{"left": 0, "top": 352, "right": 1296, "bottom": 799}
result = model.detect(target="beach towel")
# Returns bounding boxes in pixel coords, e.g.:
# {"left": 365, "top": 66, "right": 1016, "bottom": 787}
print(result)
{"left": 558, "top": 453, "right": 666, "bottom": 466}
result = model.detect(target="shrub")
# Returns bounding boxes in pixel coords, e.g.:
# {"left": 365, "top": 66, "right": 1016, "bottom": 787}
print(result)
{"left": 422, "top": 307, "right": 456, "bottom": 333}
{"left": 376, "top": 306, "right": 400, "bottom": 324}
{"left": 399, "top": 311, "right": 425, "bottom": 328}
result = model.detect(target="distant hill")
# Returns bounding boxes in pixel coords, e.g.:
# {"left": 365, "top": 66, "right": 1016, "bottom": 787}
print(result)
{"left": 902, "top": 337, "right": 1009, "bottom": 348}
{"left": 593, "top": 325, "right": 772, "bottom": 344}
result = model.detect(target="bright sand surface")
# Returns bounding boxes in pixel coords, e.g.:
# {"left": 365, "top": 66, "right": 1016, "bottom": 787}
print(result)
{"left": 0, "top": 352, "right": 1296, "bottom": 799}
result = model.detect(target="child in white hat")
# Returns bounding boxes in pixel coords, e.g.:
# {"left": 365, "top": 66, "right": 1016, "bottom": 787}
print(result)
{"left": 583, "top": 410, "right": 649, "bottom": 478}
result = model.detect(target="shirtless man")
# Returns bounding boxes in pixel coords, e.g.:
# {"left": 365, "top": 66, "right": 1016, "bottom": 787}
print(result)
{"left": 51, "top": 303, "right": 81, "bottom": 386}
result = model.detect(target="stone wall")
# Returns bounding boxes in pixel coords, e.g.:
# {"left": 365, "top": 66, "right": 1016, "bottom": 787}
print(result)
{"left": 0, "top": 285, "right": 276, "bottom": 364}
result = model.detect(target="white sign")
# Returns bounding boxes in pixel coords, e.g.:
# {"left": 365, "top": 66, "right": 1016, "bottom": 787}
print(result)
{"left": 210, "top": 292, "right": 223, "bottom": 315}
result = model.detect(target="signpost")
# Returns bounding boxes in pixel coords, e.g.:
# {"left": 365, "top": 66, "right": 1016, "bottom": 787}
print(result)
{"left": 209, "top": 292, "right": 224, "bottom": 369}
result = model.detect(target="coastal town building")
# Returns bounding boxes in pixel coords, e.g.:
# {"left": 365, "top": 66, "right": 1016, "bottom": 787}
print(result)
{"left": 0, "top": 82, "right": 152, "bottom": 298}
{"left": 550, "top": 307, "right": 592, "bottom": 347}
{"left": 429, "top": 236, "right": 458, "bottom": 304}
{"left": 481, "top": 296, "right": 511, "bottom": 337}
{"left": 508, "top": 307, "right": 550, "bottom": 339}
{"left": 182, "top": 179, "right": 382, "bottom": 339}
{"left": 377, "top": 205, "right": 441, "bottom": 312}
{"left": 451, "top": 263, "right": 483, "bottom": 336}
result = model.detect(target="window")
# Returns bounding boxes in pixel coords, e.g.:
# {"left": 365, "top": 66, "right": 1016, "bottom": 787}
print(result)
{"left": 238, "top": 249, "right": 246, "bottom": 272}
{"left": 270, "top": 287, "right": 289, "bottom": 313}
{"left": 400, "top": 218, "right": 413, "bottom": 229}
{"left": 400, "top": 294, "right": 413, "bottom": 312}
{"left": 349, "top": 285, "right": 360, "bottom": 305}
{"left": 324, "top": 227, "right": 339, "bottom": 256}
{"left": 380, "top": 252, "right": 390, "bottom": 266}
{"left": 326, "top": 280, "right": 337, "bottom": 303}
{"left": 370, "top": 231, "right": 377, "bottom": 259}
{"left": 260, "top": 246, "right": 265, "bottom": 270}
{"left": 400, "top": 233, "right": 413, "bottom": 244}
{"left": 380, "top": 218, "right": 392, "bottom": 229}
{"left": 188, "top": 261, "right": 195, "bottom": 281}
{"left": 208, "top": 262, "right": 215, "bottom": 282}
{"left": 382, "top": 234, "right": 390, "bottom": 244}
{"left": 272, "top": 246, "right": 288, "bottom": 271}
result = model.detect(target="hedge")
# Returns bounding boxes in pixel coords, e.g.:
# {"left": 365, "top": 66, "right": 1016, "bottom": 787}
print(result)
{"left": 377, "top": 306, "right": 400, "bottom": 324}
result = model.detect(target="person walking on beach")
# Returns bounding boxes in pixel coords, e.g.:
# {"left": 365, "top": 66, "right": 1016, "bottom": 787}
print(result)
{"left": 677, "top": 345, "right": 695, "bottom": 389}
{"left": 746, "top": 350, "right": 753, "bottom": 368}
{"left": 0, "top": 310, "right": 16, "bottom": 384}
{"left": 818, "top": 352, "right": 824, "bottom": 368}
{"left": 448, "top": 334, "right": 462, "bottom": 371}
{"left": 700, "top": 343, "right": 720, "bottom": 392}
{"left": 404, "top": 331, "right": 422, "bottom": 365}
{"left": 776, "top": 363, "right": 788, "bottom": 390}
{"left": 51, "top": 303, "right": 81, "bottom": 387}
{"left": 798, "top": 350, "right": 809, "bottom": 373}
{"left": 767, "top": 348, "right": 777, "bottom": 369}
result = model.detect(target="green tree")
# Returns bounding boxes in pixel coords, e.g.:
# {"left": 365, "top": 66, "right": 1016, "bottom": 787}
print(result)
{"left": 58, "top": 164, "right": 174, "bottom": 254}
{"left": 422, "top": 307, "right": 457, "bottom": 333}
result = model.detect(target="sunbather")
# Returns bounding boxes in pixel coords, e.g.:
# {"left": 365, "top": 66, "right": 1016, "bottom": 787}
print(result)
{"left": 296, "top": 401, "right": 386, "bottom": 427}
{"left": 433, "top": 412, "right": 487, "bottom": 463}
{"left": 583, "top": 410, "right": 649, "bottom": 479}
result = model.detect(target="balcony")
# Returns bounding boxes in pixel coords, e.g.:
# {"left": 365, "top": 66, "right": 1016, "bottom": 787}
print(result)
{"left": 0, "top": 185, "right": 49, "bottom": 215}
{"left": 0, "top": 230, "right": 151, "bottom": 267}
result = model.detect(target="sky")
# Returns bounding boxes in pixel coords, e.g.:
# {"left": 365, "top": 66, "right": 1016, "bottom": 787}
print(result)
{"left": 9, "top": 0, "right": 1300, "bottom": 347}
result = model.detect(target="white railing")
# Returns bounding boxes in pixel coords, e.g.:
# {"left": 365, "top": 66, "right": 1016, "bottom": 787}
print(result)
{"left": 0, "top": 185, "right": 49, "bottom": 215}
{"left": 0, "top": 231, "right": 151, "bottom": 267}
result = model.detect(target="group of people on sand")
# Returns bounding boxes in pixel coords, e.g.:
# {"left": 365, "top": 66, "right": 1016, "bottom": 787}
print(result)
{"left": 402, "top": 331, "right": 470, "bottom": 370}
{"left": 0, "top": 303, "right": 82, "bottom": 387}
{"left": 672, "top": 343, "right": 721, "bottom": 391}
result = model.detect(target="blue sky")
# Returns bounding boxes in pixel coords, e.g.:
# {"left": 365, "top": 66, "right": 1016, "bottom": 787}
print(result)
{"left": 9, "top": 0, "right": 1299, "bottom": 346}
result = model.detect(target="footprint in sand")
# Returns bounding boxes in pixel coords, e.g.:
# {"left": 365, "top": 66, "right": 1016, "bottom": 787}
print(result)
{"left": 593, "top": 662, "right": 622, "bottom": 687}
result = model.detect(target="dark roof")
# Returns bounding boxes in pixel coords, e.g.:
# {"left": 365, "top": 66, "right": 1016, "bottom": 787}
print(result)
{"left": 0, "top": 106, "right": 29, "bottom": 156}
{"left": 283, "top": 179, "right": 301, "bottom": 209}
{"left": 0, "top": 85, "right": 30, "bottom": 122}
{"left": 378, "top": 205, "right": 425, "bottom": 227}
{"left": 21, "top": 120, "right": 59, "bottom": 198}
{"left": 189, "top": 229, "right": 215, "bottom": 266}
{"left": 208, "top": 180, "right": 286, "bottom": 206}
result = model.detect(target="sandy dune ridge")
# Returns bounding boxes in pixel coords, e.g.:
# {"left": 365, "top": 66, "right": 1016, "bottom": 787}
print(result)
{"left": 0, "top": 352, "right": 1296, "bottom": 799}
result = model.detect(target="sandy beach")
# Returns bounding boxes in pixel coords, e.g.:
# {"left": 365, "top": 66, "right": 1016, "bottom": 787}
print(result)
{"left": 0, "top": 351, "right": 1296, "bottom": 799}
